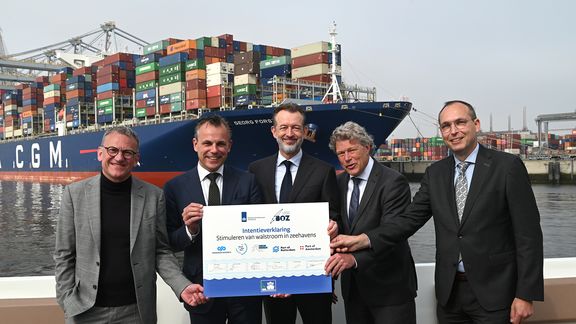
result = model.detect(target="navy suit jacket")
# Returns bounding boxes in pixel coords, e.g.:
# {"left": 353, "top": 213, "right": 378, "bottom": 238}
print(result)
{"left": 163, "top": 165, "right": 262, "bottom": 313}
{"left": 337, "top": 160, "right": 417, "bottom": 307}
{"left": 368, "top": 145, "right": 544, "bottom": 311}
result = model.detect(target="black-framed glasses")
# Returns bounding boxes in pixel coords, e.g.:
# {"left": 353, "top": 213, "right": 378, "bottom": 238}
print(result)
{"left": 100, "top": 146, "right": 139, "bottom": 160}
{"left": 439, "top": 118, "right": 475, "bottom": 134}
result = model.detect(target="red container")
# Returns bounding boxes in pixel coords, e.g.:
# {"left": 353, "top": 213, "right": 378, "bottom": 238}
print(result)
{"left": 185, "top": 69, "right": 206, "bottom": 80}
{"left": 185, "top": 79, "right": 206, "bottom": 90}
{"left": 97, "top": 91, "right": 114, "bottom": 100}
{"left": 50, "top": 73, "right": 68, "bottom": 83}
{"left": 204, "top": 47, "right": 226, "bottom": 59}
{"left": 136, "top": 71, "right": 159, "bottom": 83}
{"left": 73, "top": 67, "right": 92, "bottom": 76}
{"left": 97, "top": 65, "right": 121, "bottom": 76}
{"left": 218, "top": 34, "right": 233, "bottom": 45}
{"left": 185, "top": 99, "right": 207, "bottom": 110}
{"left": 44, "top": 96, "right": 61, "bottom": 105}
{"left": 292, "top": 53, "right": 329, "bottom": 69}
{"left": 297, "top": 74, "right": 331, "bottom": 83}
{"left": 186, "top": 89, "right": 207, "bottom": 99}
{"left": 67, "top": 89, "right": 85, "bottom": 98}
{"left": 145, "top": 107, "right": 156, "bottom": 116}
{"left": 159, "top": 103, "right": 171, "bottom": 114}
{"left": 97, "top": 74, "right": 119, "bottom": 84}
{"left": 206, "top": 96, "right": 221, "bottom": 108}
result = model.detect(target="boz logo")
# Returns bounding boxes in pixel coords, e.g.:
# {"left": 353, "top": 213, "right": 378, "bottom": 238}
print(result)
{"left": 270, "top": 209, "right": 291, "bottom": 224}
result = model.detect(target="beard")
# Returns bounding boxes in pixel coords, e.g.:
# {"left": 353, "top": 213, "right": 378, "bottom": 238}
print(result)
{"left": 277, "top": 136, "right": 303, "bottom": 155}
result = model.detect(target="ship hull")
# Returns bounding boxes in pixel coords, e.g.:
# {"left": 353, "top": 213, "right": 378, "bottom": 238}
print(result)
{"left": 0, "top": 101, "right": 411, "bottom": 186}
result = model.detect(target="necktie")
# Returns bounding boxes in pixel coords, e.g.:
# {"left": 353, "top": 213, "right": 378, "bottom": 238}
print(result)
{"left": 279, "top": 160, "right": 293, "bottom": 203}
{"left": 207, "top": 173, "right": 220, "bottom": 206}
{"left": 455, "top": 162, "right": 470, "bottom": 221}
{"left": 348, "top": 177, "right": 361, "bottom": 225}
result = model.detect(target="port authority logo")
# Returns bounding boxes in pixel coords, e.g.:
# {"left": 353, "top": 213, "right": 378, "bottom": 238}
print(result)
{"left": 236, "top": 243, "right": 248, "bottom": 255}
{"left": 260, "top": 280, "right": 277, "bottom": 293}
{"left": 270, "top": 209, "right": 291, "bottom": 224}
{"left": 253, "top": 244, "right": 268, "bottom": 252}
{"left": 213, "top": 245, "right": 231, "bottom": 254}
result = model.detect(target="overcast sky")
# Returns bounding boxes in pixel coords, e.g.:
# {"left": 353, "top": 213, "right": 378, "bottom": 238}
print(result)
{"left": 1, "top": 0, "right": 575, "bottom": 138}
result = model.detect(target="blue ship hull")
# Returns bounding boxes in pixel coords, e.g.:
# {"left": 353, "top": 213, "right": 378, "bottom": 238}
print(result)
{"left": 0, "top": 101, "right": 411, "bottom": 186}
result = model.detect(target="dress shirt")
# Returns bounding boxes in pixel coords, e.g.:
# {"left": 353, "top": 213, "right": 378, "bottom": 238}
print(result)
{"left": 185, "top": 163, "right": 224, "bottom": 239}
{"left": 274, "top": 149, "right": 302, "bottom": 202}
{"left": 346, "top": 157, "right": 374, "bottom": 212}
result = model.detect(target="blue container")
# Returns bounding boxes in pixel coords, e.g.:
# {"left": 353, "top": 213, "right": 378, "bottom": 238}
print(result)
{"left": 97, "top": 82, "right": 120, "bottom": 93}
{"left": 196, "top": 49, "right": 205, "bottom": 59}
{"left": 226, "top": 54, "right": 234, "bottom": 63}
{"left": 58, "top": 67, "right": 74, "bottom": 75}
{"left": 159, "top": 95, "right": 171, "bottom": 105}
{"left": 218, "top": 38, "right": 226, "bottom": 48}
{"left": 135, "top": 89, "right": 156, "bottom": 100}
{"left": 284, "top": 49, "right": 291, "bottom": 56}
{"left": 234, "top": 94, "right": 258, "bottom": 106}
{"left": 233, "top": 41, "right": 241, "bottom": 52}
{"left": 145, "top": 97, "right": 156, "bottom": 106}
{"left": 159, "top": 53, "right": 188, "bottom": 67}
{"left": 136, "top": 53, "right": 162, "bottom": 66}
{"left": 67, "top": 75, "right": 86, "bottom": 84}
{"left": 260, "top": 65, "right": 291, "bottom": 79}
{"left": 85, "top": 89, "right": 94, "bottom": 98}
{"left": 23, "top": 99, "right": 37, "bottom": 106}
{"left": 67, "top": 97, "right": 80, "bottom": 106}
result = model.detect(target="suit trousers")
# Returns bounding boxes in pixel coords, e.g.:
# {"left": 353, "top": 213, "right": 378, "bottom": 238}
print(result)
{"left": 189, "top": 296, "right": 262, "bottom": 324}
{"left": 263, "top": 293, "right": 332, "bottom": 324}
{"left": 344, "top": 280, "right": 416, "bottom": 324}
{"left": 437, "top": 276, "right": 510, "bottom": 324}
{"left": 65, "top": 304, "right": 141, "bottom": 324}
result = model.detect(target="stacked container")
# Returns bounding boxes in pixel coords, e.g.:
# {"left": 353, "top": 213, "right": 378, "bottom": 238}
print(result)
{"left": 205, "top": 62, "right": 233, "bottom": 109}
{"left": 158, "top": 52, "right": 187, "bottom": 114}
{"left": 43, "top": 70, "right": 71, "bottom": 133}
{"left": 66, "top": 67, "right": 95, "bottom": 129}
{"left": 0, "top": 89, "right": 4, "bottom": 139}
{"left": 260, "top": 56, "right": 291, "bottom": 105}
{"left": 94, "top": 53, "right": 135, "bottom": 124}
{"left": 184, "top": 58, "right": 207, "bottom": 110}
{"left": 291, "top": 41, "right": 341, "bottom": 85}
{"left": 233, "top": 51, "right": 260, "bottom": 107}
{"left": 135, "top": 53, "right": 161, "bottom": 118}
{"left": 21, "top": 77, "right": 48, "bottom": 135}
{"left": 203, "top": 37, "right": 227, "bottom": 65}
{"left": 2, "top": 90, "right": 22, "bottom": 138}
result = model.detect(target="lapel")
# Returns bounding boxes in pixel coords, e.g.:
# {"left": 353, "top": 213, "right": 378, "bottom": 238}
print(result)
{"left": 460, "top": 145, "right": 492, "bottom": 227}
{"left": 441, "top": 157, "right": 460, "bottom": 228}
{"left": 86, "top": 175, "right": 101, "bottom": 254}
{"left": 264, "top": 155, "right": 280, "bottom": 203}
{"left": 350, "top": 160, "right": 380, "bottom": 231}
{"left": 188, "top": 167, "right": 207, "bottom": 205}
{"left": 338, "top": 173, "right": 351, "bottom": 233}
{"left": 130, "top": 177, "right": 145, "bottom": 252}
{"left": 291, "top": 153, "right": 313, "bottom": 201}
{"left": 222, "top": 165, "right": 237, "bottom": 205}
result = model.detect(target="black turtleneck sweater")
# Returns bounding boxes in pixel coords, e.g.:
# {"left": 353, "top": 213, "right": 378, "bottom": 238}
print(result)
{"left": 95, "top": 174, "right": 136, "bottom": 306}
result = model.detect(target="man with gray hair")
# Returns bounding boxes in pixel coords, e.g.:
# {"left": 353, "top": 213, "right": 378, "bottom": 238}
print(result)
{"left": 324, "top": 121, "right": 417, "bottom": 324}
{"left": 55, "top": 126, "right": 207, "bottom": 324}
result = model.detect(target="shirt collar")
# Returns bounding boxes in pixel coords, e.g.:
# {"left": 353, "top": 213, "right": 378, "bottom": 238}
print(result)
{"left": 276, "top": 149, "right": 303, "bottom": 168}
{"left": 354, "top": 157, "right": 374, "bottom": 182}
{"left": 453, "top": 143, "right": 479, "bottom": 166}
{"left": 197, "top": 163, "right": 224, "bottom": 180}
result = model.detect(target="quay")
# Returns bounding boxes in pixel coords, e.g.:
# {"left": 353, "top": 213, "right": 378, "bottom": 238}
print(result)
{"left": 383, "top": 158, "right": 576, "bottom": 184}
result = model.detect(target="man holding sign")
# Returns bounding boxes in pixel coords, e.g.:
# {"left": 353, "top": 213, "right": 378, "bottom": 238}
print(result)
{"left": 164, "top": 115, "right": 263, "bottom": 324}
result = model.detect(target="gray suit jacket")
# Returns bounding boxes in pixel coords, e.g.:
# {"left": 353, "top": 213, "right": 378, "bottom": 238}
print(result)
{"left": 54, "top": 174, "right": 191, "bottom": 323}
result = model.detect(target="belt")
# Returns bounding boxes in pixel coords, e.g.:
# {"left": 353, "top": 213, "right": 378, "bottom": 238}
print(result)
{"left": 455, "top": 272, "right": 467, "bottom": 281}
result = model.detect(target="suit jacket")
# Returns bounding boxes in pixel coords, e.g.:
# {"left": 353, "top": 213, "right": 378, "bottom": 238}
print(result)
{"left": 163, "top": 165, "right": 262, "bottom": 313}
{"left": 338, "top": 160, "right": 417, "bottom": 306}
{"left": 248, "top": 152, "right": 339, "bottom": 220}
{"left": 368, "top": 145, "right": 544, "bottom": 311}
{"left": 54, "top": 175, "right": 191, "bottom": 323}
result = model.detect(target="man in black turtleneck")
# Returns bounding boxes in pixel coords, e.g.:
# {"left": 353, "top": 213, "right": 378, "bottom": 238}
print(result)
{"left": 55, "top": 126, "right": 207, "bottom": 324}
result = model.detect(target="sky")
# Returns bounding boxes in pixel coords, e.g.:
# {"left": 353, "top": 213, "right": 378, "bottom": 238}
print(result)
{"left": 1, "top": 0, "right": 575, "bottom": 138}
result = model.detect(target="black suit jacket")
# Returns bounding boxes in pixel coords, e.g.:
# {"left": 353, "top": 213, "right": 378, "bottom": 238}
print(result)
{"left": 368, "top": 145, "right": 544, "bottom": 311}
{"left": 248, "top": 152, "right": 339, "bottom": 220}
{"left": 163, "top": 165, "right": 262, "bottom": 313}
{"left": 338, "top": 160, "right": 417, "bottom": 306}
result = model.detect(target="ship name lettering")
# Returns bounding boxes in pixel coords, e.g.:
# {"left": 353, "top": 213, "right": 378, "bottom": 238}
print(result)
{"left": 31, "top": 143, "right": 41, "bottom": 168}
{"left": 50, "top": 141, "right": 62, "bottom": 168}
{"left": 15, "top": 145, "right": 24, "bottom": 168}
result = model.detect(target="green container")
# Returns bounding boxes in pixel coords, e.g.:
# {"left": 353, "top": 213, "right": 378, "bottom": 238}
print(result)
{"left": 170, "top": 92, "right": 182, "bottom": 103}
{"left": 159, "top": 63, "right": 186, "bottom": 77}
{"left": 195, "top": 37, "right": 211, "bottom": 50}
{"left": 136, "top": 80, "right": 157, "bottom": 92}
{"left": 97, "top": 99, "right": 113, "bottom": 108}
{"left": 429, "top": 136, "right": 445, "bottom": 146}
{"left": 136, "top": 108, "right": 147, "bottom": 118}
{"left": 44, "top": 84, "right": 61, "bottom": 92}
{"left": 186, "top": 59, "right": 206, "bottom": 71}
{"left": 260, "top": 56, "right": 290, "bottom": 69}
{"left": 233, "top": 84, "right": 257, "bottom": 96}
{"left": 98, "top": 106, "right": 113, "bottom": 115}
{"left": 170, "top": 102, "right": 183, "bottom": 112}
{"left": 136, "top": 62, "right": 159, "bottom": 75}
{"left": 159, "top": 73, "right": 183, "bottom": 86}
{"left": 143, "top": 40, "right": 170, "bottom": 55}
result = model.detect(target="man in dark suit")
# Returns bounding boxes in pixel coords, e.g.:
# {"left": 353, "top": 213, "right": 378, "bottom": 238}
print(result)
{"left": 324, "top": 121, "right": 417, "bottom": 324}
{"left": 164, "top": 115, "right": 262, "bottom": 324}
{"left": 248, "top": 103, "right": 339, "bottom": 324}
{"left": 331, "top": 100, "right": 544, "bottom": 324}
{"left": 54, "top": 126, "right": 206, "bottom": 324}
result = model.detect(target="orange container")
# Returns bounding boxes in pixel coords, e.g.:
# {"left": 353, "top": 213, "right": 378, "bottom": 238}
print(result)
{"left": 186, "top": 89, "right": 207, "bottom": 99}
{"left": 186, "top": 99, "right": 207, "bottom": 110}
{"left": 167, "top": 40, "right": 197, "bottom": 55}
{"left": 185, "top": 69, "right": 207, "bottom": 80}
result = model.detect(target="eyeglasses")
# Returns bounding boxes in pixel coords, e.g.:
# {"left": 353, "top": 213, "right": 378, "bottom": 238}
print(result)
{"left": 439, "top": 118, "right": 474, "bottom": 134}
{"left": 100, "top": 146, "right": 139, "bottom": 160}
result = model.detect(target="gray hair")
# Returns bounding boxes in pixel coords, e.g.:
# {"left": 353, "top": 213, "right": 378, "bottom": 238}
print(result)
{"left": 101, "top": 126, "right": 140, "bottom": 148}
{"left": 329, "top": 121, "right": 374, "bottom": 152}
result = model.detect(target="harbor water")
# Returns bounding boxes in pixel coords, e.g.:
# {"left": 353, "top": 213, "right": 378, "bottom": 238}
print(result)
{"left": 0, "top": 180, "right": 575, "bottom": 277}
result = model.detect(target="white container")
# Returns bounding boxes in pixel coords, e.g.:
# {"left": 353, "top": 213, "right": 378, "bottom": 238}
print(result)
{"left": 291, "top": 41, "right": 330, "bottom": 58}
{"left": 159, "top": 82, "right": 184, "bottom": 96}
{"left": 44, "top": 90, "right": 61, "bottom": 98}
{"left": 234, "top": 74, "right": 258, "bottom": 85}
{"left": 206, "top": 62, "right": 234, "bottom": 76}
{"left": 206, "top": 74, "right": 229, "bottom": 87}
{"left": 291, "top": 63, "right": 330, "bottom": 78}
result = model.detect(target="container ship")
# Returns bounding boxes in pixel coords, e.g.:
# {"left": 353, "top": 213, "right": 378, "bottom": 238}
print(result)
{"left": 0, "top": 26, "right": 412, "bottom": 187}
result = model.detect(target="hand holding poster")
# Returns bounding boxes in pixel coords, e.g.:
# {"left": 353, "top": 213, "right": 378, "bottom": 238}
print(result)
{"left": 202, "top": 202, "right": 332, "bottom": 298}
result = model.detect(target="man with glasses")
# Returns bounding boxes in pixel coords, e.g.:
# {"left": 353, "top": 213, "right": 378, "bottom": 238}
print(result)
{"left": 331, "top": 100, "right": 544, "bottom": 324}
{"left": 324, "top": 121, "right": 417, "bottom": 324}
{"left": 164, "top": 115, "right": 263, "bottom": 324}
{"left": 55, "top": 126, "right": 207, "bottom": 324}
{"left": 248, "top": 103, "right": 339, "bottom": 324}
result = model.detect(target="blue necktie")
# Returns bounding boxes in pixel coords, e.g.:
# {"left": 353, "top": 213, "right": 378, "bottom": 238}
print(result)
{"left": 348, "top": 177, "right": 361, "bottom": 225}
{"left": 279, "top": 160, "right": 292, "bottom": 203}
